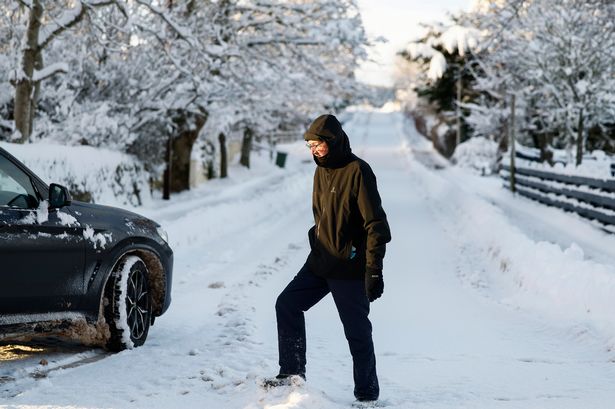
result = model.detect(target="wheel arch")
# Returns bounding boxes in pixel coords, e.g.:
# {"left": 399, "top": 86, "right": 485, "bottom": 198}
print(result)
{"left": 127, "top": 248, "right": 166, "bottom": 317}
{"left": 98, "top": 245, "right": 169, "bottom": 322}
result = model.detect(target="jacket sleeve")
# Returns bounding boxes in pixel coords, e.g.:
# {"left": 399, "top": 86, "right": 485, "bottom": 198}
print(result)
{"left": 356, "top": 162, "right": 391, "bottom": 270}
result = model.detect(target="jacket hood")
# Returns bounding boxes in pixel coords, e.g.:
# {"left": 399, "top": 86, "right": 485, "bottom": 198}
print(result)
{"left": 304, "top": 114, "right": 353, "bottom": 168}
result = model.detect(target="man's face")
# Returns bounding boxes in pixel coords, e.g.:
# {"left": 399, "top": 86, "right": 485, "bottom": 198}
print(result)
{"left": 307, "top": 140, "right": 329, "bottom": 157}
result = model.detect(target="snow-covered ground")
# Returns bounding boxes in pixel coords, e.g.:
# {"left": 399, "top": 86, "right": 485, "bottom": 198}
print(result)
{"left": 2, "top": 110, "right": 615, "bottom": 409}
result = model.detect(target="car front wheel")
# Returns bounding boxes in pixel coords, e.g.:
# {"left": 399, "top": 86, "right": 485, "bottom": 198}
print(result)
{"left": 104, "top": 255, "right": 152, "bottom": 351}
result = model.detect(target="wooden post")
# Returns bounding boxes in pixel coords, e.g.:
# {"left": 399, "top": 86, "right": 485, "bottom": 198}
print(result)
{"left": 219, "top": 132, "right": 228, "bottom": 179}
{"left": 576, "top": 108, "right": 584, "bottom": 166}
{"left": 456, "top": 72, "right": 462, "bottom": 148}
{"left": 509, "top": 94, "right": 516, "bottom": 194}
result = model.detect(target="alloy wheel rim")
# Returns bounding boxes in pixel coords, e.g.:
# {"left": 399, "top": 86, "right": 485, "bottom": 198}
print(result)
{"left": 126, "top": 267, "right": 150, "bottom": 341}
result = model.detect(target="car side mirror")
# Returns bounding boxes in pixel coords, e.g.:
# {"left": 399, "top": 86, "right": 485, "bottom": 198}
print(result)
{"left": 49, "top": 183, "right": 72, "bottom": 208}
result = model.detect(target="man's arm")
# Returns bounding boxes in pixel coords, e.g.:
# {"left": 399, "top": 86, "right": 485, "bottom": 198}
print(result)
{"left": 356, "top": 162, "right": 391, "bottom": 269}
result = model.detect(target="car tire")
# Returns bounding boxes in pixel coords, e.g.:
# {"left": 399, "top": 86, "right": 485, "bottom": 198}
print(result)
{"left": 104, "top": 255, "right": 152, "bottom": 351}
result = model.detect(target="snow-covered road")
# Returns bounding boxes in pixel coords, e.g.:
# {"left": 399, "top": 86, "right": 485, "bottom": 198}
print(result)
{"left": 2, "top": 110, "right": 615, "bottom": 409}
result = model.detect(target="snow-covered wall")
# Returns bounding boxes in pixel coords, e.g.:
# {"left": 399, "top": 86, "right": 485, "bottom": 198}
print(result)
{"left": 1, "top": 142, "right": 151, "bottom": 207}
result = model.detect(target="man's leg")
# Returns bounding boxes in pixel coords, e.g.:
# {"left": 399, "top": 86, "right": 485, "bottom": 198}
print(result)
{"left": 328, "top": 278, "right": 379, "bottom": 401}
{"left": 276, "top": 264, "right": 329, "bottom": 376}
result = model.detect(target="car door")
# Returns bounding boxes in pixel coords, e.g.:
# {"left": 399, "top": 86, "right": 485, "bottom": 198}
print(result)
{"left": 0, "top": 152, "right": 86, "bottom": 315}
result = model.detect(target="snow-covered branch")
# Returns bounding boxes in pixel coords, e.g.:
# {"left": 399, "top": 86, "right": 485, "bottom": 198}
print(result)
{"left": 32, "top": 62, "right": 69, "bottom": 83}
{"left": 133, "top": 0, "right": 197, "bottom": 47}
{"left": 405, "top": 24, "right": 483, "bottom": 81}
{"left": 37, "top": 0, "right": 127, "bottom": 51}
{"left": 37, "top": 2, "right": 86, "bottom": 50}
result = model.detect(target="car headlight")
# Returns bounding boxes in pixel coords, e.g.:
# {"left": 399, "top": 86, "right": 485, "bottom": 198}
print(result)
{"left": 156, "top": 226, "right": 169, "bottom": 243}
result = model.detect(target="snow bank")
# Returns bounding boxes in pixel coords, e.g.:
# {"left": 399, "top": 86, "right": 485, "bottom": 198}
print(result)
{"left": 1, "top": 141, "right": 151, "bottom": 207}
{"left": 452, "top": 136, "right": 498, "bottom": 175}
{"left": 410, "top": 152, "right": 615, "bottom": 351}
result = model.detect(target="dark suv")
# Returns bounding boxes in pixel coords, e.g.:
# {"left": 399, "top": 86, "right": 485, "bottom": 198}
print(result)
{"left": 0, "top": 146, "right": 172, "bottom": 351}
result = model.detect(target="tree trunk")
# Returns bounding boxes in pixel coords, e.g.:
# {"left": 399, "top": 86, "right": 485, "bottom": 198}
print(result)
{"left": 206, "top": 160, "right": 215, "bottom": 180}
{"left": 170, "top": 132, "right": 195, "bottom": 193}
{"left": 169, "top": 113, "right": 207, "bottom": 193}
{"left": 29, "top": 52, "right": 44, "bottom": 139}
{"left": 163, "top": 135, "right": 172, "bottom": 200}
{"left": 565, "top": 112, "right": 574, "bottom": 164}
{"left": 497, "top": 119, "right": 508, "bottom": 153}
{"left": 219, "top": 132, "right": 228, "bottom": 178}
{"left": 14, "top": 0, "right": 43, "bottom": 143}
{"left": 537, "top": 134, "right": 548, "bottom": 163}
{"left": 576, "top": 108, "right": 584, "bottom": 166}
{"left": 532, "top": 132, "right": 553, "bottom": 164}
{"left": 239, "top": 127, "right": 253, "bottom": 168}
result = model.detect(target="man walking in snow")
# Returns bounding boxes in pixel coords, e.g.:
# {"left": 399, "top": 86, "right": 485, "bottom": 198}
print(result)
{"left": 266, "top": 114, "right": 391, "bottom": 404}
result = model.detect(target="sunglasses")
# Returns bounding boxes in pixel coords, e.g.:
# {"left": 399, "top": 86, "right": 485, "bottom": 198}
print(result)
{"left": 306, "top": 141, "right": 324, "bottom": 150}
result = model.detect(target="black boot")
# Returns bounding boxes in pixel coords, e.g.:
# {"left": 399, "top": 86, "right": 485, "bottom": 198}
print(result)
{"left": 351, "top": 398, "right": 381, "bottom": 408}
{"left": 261, "top": 374, "right": 306, "bottom": 389}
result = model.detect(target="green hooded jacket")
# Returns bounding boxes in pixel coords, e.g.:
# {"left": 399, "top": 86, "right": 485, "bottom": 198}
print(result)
{"left": 304, "top": 114, "right": 391, "bottom": 280}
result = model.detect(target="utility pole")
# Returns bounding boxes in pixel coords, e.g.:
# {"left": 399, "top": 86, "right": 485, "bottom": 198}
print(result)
{"left": 509, "top": 94, "right": 516, "bottom": 194}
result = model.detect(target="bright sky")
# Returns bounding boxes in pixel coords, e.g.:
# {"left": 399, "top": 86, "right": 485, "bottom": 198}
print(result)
{"left": 356, "top": 0, "right": 472, "bottom": 87}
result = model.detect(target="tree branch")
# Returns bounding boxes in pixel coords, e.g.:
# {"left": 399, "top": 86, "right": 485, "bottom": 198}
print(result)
{"left": 37, "top": 2, "right": 86, "bottom": 50}
{"left": 32, "top": 62, "right": 69, "bottom": 83}
{"left": 37, "top": 0, "right": 128, "bottom": 51}
{"left": 133, "top": 0, "right": 197, "bottom": 48}
{"left": 17, "top": 0, "right": 33, "bottom": 8}
{"left": 244, "top": 37, "right": 327, "bottom": 47}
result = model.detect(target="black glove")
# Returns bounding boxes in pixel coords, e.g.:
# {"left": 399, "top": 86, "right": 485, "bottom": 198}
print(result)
{"left": 365, "top": 268, "right": 384, "bottom": 302}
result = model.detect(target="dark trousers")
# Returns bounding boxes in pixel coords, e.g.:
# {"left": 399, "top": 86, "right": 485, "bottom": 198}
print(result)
{"left": 275, "top": 263, "right": 379, "bottom": 400}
